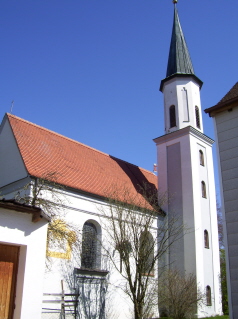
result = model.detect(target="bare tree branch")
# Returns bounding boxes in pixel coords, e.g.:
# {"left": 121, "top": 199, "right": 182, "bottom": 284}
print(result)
{"left": 15, "top": 171, "right": 81, "bottom": 267}
{"left": 158, "top": 269, "right": 206, "bottom": 319}
{"left": 99, "top": 184, "right": 186, "bottom": 319}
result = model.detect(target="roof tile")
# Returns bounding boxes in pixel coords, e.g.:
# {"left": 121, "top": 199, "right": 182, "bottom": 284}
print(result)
{"left": 217, "top": 82, "right": 238, "bottom": 106}
{"left": 7, "top": 114, "right": 158, "bottom": 209}
{"left": 204, "top": 82, "right": 238, "bottom": 115}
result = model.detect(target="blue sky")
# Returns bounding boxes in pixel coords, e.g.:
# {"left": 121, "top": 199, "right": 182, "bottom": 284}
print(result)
{"left": 0, "top": 0, "right": 237, "bottom": 194}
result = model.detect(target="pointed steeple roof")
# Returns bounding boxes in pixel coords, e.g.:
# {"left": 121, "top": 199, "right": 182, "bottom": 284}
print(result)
{"left": 160, "top": 3, "right": 203, "bottom": 91}
{"left": 166, "top": 5, "right": 194, "bottom": 77}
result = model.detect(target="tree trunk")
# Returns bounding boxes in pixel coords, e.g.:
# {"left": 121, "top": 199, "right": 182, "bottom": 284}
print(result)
{"left": 134, "top": 303, "right": 143, "bottom": 319}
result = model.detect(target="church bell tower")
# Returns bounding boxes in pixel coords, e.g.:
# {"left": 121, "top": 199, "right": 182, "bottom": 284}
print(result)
{"left": 154, "top": 2, "right": 222, "bottom": 317}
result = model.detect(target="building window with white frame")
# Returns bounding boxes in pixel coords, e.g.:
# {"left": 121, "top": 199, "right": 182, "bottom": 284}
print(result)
{"left": 201, "top": 181, "right": 207, "bottom": 198}
{"left": 169, "top": 105, "right": 176, "bottom": 128}
{"left": 199, "top": 150, "right": 204, "bottom": 166}
{"left": 195, "top": 106, "right": 201, "bottom": 129}
{"left": 206, "top": 285, "right": 212, "bottom": 306}
{"left": 204, "top": 230, "right": 209, "bottom": 249}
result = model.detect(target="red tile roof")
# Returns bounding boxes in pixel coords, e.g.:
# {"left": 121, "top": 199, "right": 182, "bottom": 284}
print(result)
{"left": 6, "top": 114, "right": 157, "bottom": 208}
{"left": 204, "top": 82, "right": 238, "bottom": 116}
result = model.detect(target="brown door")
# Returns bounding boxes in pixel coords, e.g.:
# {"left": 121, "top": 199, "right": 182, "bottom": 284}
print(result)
{"left": 0, "top": 244, "right": 19, "bottom": 319}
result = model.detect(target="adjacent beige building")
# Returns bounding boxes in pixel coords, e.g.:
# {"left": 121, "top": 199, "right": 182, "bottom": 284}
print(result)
{"left": 205, "top": 82, "right": 238, "bottom": 319}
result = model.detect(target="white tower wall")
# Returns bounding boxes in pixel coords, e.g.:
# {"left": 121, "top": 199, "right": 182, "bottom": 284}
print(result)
{"left": 161, "top": 77, "right": 203, "bottom": 134}
{"left": 154, "top": 126, "right": 222, "bottom": 317}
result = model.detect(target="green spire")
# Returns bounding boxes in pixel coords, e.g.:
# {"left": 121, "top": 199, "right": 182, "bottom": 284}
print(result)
{"left": 160, "top": 3, "right": 203, "bottom": 91}
{"left": 166, "top": 4, "right": 194, "bottom": 77}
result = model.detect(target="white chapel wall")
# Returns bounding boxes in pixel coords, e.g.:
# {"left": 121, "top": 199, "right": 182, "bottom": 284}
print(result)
{"left": 0, "top": 118, "right": 28, "bottom": 188}
{"left": 0, "top": 208, "right": 48, "bottom": 319}
{"left": 41, "top": 188, "right": 159, "bottom": 319}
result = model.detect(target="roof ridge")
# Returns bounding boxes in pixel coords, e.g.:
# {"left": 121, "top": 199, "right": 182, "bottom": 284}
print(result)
{"left": 7, "top": 113, "right": 112, "bottom": 157}
{"left": 6, "top": 113, "right": 155, "bottom": 177}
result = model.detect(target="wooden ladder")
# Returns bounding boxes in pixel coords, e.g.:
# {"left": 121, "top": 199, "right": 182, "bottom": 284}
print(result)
{"left": 42, "top": 280, "right": 79, "bottom": 318}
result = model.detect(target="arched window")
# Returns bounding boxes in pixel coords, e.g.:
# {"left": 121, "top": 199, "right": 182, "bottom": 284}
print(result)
{"left": 170, "top": 105, "right": 176, "bottom": 128}
{"left": 195, "top": 106, "right": 201, "bottom": 129}
{"left": 199, "top": 150, "right": 204, "bottom": 166}
{"left": 204, "top": 230, "right": 209, "bottom": 248}
{"left": 139, "top": 231, "right": 154, "bottom": 276}
{"left": 81, "top": 221, "right": 98, "bottom": 269}
{"left": 201, "top": 181, "right": 207, "bottom": 198}
{"left": 206, "top": 286, "right": 212, "bottom": 306}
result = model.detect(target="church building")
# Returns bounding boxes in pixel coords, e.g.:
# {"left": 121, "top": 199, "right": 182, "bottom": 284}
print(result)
{"left": 0, "top": 2, "right": 222, "bottom": 318}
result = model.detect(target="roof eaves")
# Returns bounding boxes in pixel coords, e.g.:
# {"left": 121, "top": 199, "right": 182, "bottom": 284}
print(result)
{"left": 160, "top": 73, "right": 203, "bottom": 92}
{"left": 204, "top": 96, "right": 238, "bottom": 117}
{"left": 0, "top": 199, "right": 51, "bottom": 222}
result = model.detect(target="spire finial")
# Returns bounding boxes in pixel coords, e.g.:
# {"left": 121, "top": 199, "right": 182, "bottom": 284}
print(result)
{"left": 173, "top": 0, "right": 178, "bottom": 4}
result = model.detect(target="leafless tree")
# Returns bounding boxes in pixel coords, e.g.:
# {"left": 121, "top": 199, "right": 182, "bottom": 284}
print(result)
{"left": 217, "top": 200, "right": 224, "bottom": 249}
{"left": 99, "top": 185, "right": 185, "bottom": 319}
{"left": 216, "top": 201, "right": 229, "bottom": 314}
{"left": 15, "top": 172, "right": 81, "bottom": 267}
{"left": 158, "top": 269, "right": 205, "bottom": 319}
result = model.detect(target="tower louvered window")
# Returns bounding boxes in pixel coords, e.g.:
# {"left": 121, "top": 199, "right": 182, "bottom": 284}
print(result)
{"left": 170, "top": 105, "right": 176, "bottom": 128}
{"left": 201, "top": 181, "right": 207, "bottom": 198}
{"left": 204, "top": 230, "right": 209, "bottom": 249}
{"left": 195, "top": 106, "right": 201, "bottom": 129}
{"left": 206, "top": 286, "right": 212, "bottom": 306}
{"left": 199, "top": 150, "right": 204, "bottom": 166}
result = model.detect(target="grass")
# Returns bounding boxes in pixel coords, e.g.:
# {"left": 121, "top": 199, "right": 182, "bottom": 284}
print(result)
{"left": 159, "top": 316, "right": 229, "bottom": 319}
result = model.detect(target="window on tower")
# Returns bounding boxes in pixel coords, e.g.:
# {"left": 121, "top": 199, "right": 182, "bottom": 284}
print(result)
{"left": 201, "top": 181, "right": 207, "bottom": 198}
{"left": 204, "top": 230, "right": 209, "bottom": 248}
{"left": 199, "top": 150, "right": 205, "bottom": 166}
{"left": 206, "top": 286, "right": 212, "bottom": 306}
{"left": 195, "top": 106, "right": 201, "bottom": 129}
{"left": 169, "top": 105, "right": 176, "bottom": 128}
